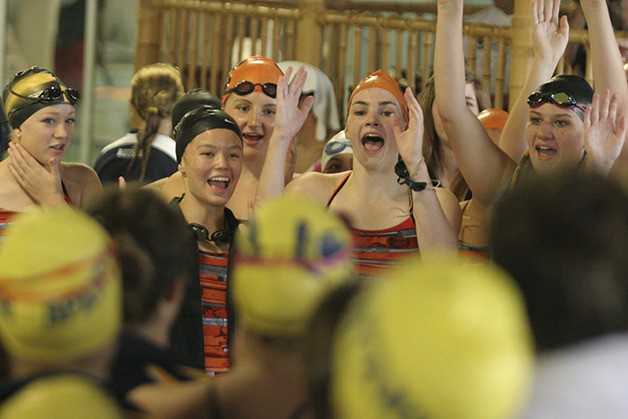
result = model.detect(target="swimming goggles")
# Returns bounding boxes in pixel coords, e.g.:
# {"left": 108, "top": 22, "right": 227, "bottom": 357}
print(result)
{"left": 10, "top": 84, "right": 80, "bottom": 107}
{"left": 527, "top": 91, "right": 586, "bottom": 113}
{"left": 224, "top": 81, "right": 277, "bottom": 99}
{"left": 324, "top": 139, "right": 352, "bottom": 156}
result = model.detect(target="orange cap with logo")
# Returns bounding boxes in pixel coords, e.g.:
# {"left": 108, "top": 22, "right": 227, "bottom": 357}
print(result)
{"left": 222, "top": 56, "right": 284, "bottom": 105}
{"left": 348, "top": 70, "right": 408, "bottom": 123}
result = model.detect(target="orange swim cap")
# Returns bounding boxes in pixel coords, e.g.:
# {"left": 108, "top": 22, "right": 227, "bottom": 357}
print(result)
{"left": 348, "top": 70, "right": 408, "bottom": 123}
{"left": 222, "top": 56, "right": 284, "bottom": 105}
{"left": 478, "top": 108, "right": 509, "bottom": 130}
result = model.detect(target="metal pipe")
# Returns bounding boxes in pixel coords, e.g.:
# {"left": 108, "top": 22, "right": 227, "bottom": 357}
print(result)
{"left": 79, "top": 0, "right": 98, "bottom": 164}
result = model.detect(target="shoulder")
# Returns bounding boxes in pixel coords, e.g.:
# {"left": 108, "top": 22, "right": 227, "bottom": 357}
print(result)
{"left": 285, "top": 171, "right": 348, "bottom": 204}
{"left": 60, "top": 163, "right": 103, "bottom": 208}
{"left": 143, "top": 171, "right": 184, "bottom": 202}
{"left": 98, "top": 132, "right": 138, "bottom": 155}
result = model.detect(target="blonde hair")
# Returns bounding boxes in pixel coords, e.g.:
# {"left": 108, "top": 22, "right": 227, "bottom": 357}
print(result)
{"left": 128, "top": 63, "right": 184, "bottom": 182}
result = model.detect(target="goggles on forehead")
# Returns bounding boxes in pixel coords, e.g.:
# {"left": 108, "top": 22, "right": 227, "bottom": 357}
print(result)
{"left": 224, "top": 81, "right": 277, "bottom": 99}
{"left": 527, "top": 91, "right": 586, "bottom": 113}
{"left": 9, "top": 84, "right": 80, "bottom": 112}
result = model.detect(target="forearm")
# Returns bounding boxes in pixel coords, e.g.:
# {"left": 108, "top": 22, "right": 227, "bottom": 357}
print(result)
{"left": 500, "top": 56, "right": 560, "bottom": 162}
{"left": 256, "top": 134, "right": 292, "bottom": 201}
{"left": 405, "top": 160, "right": 458, "bottom": 252}
{"left": 581, "top": 0, "right": 627, "bottom": 106}
{"left": 435, "top": 0, "right": 515, "bottom": 206}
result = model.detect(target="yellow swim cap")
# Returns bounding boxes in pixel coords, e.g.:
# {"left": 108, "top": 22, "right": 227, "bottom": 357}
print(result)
{"left": 331, "top": 255, "right": 533, "bottom": 419}
{"left": 232, "top": 196, "right": 354, "bottom": 337}
{"left": 0, "top": 375, "right": 123, "bottom": 418}
{"left": 0, "top": 207, "right": 121, "bottom": 363}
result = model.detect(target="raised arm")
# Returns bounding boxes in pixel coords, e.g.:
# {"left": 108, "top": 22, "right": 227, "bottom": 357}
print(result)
{"left": 580, "top": 0, "right": 628, "bottom": 176}
{"left": 434, "top": 0, "right": 515, "bottom": 208}
{"left": 499, "top": 0, "right": 569, "bottom": 162}
{"left": 256, "top": 66, "right": 314, "bottom": 201}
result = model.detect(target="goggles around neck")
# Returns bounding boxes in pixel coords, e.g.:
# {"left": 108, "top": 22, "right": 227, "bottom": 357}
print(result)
{"left": 224, "top": 81, "right": 277, "bottom": 99}
{"left": 527, "top": 91, "right": 586, "bottom": 113}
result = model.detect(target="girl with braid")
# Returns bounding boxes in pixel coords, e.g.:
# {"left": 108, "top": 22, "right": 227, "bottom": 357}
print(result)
{"left": 94, "top": 62, "right": 184, "bottom": 184}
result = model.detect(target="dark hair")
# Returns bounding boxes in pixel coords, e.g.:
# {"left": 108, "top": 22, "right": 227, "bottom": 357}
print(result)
{"left": 490, "top": 171, "right": 628, "bottom": 351}
{"left": 305, "top": 280, "right": 363, "bottom": 419}
{"left": 85, "top": 187, "right": 198, "bottom": 323}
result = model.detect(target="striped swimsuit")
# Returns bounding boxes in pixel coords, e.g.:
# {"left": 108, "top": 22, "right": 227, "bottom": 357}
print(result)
{"left": 327, "top": 173, "right": 418, "bottom": 278}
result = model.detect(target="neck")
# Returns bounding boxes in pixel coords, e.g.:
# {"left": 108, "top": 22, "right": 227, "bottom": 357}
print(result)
{"left": 178, "top": 192, "right": 225, "bottom": 231}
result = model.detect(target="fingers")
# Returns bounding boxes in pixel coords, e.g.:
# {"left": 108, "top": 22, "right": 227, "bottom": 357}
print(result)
{"left": 118, "top": 176, "right": 127, "bottom": 190}
{"left": 531, "top": 0, "right": 540, "bottom": 25}
{"left": 550, "top": 0, "right": 560, "bottom": 23}
{"left": 544, "top": 0, "right": 553, "bottom": 23}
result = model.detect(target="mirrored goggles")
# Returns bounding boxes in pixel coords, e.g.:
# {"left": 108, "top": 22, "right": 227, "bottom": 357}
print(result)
{"left": 10, "top": 84, "right": 80, "bottom": 106}
{"left": 224, "top": 81, "right": 277, "bottom": 99}
{"left": 527, "top": 91, "right": 586, "bottom": 113}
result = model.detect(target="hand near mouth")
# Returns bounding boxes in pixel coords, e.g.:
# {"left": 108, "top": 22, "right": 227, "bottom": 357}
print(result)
{"left": 7, "top": 142, "right": 66, "bottom": 205}
{"left": 393, "top": 87, "right": 427, "bottom": 173}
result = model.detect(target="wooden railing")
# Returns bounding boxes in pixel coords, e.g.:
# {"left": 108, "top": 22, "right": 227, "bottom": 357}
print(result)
{"left": 135, "top": 0, "right": 626, "bottom": 119}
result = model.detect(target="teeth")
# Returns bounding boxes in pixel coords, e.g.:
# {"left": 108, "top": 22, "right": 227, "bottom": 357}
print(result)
{"left": 209, "top": 176, "right": 229, "bottom": 182}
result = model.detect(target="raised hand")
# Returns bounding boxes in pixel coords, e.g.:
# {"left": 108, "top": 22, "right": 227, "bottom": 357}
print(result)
{"left": 584, "top": 90, "right": 627, "bottom": 175}
{"left": 7, "top": 142, "right": 66, "bottom": 205}
{"left": 271, "top": 65, "right": 315, "bottom": 144}
{"left": 393, "top": 88, "right": 425, "bottom": 173}
{"left": 531, "top": 0, "right": 569, "bottom": 63}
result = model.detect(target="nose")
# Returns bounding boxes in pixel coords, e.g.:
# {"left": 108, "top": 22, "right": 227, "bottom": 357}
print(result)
{"left": 54, "top": 122, "right": 68, "bottom": 139}
{"left": 214, "top": 152, "right": 228, "bottom": 168}
{"left": 536, "top": 121, "right": 553, "bottom": 139}
{"left": 365, "top": 108, "right": 380, "bottom": 126}
{"left": 247, "top": 109, "right": 261, "bottom": 127}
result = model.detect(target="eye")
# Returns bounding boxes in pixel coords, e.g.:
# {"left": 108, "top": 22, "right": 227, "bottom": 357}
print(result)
{"left": 262, "top": 108, "right": 276, "bottom": 116}
{"left": 43, "top": 117, "right": 56, "bottom": 124}
{"left": 228, "top": 152, "right": 241, "bottom": 159}
{"left": 202, "top": 151, "right": 215, "bottom": 157}
{"left": 529, "top": 117, "right": 542, "bottom": 125}
{"left": 554, "top": 120, "right": 568, "bottom": 128}
{"left": 65, "top": 118, "right": 75, "bottom": 125}
{"left": 235, "top": 104, "right": 250, "bottom": 113}
{"left": 381, "top": 110, "right": 394, "bottom": 117}
{"left": 352, "top": 109, "right": 366, "bottom": 116}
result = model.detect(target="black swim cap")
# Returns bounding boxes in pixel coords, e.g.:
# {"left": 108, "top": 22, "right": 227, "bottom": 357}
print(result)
{"left": 532, "top": 74, "right": 593, "bottom": 121}
{"left": 174, "top": 106, "right": 242, "bottom": 163}
{"left": 171, "top": 88, "right": 221, "bottom": 128}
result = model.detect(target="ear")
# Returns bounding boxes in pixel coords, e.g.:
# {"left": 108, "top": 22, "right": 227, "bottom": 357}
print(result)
{"left": 12, "top": 128, "right": 21, "bottom": 141}
{"left": 178, "top": 162, "right": 186, "bottom": 175}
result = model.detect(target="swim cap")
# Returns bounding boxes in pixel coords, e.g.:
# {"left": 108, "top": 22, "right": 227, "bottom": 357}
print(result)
{"left": 0, "top": 207, "right": 121, "bottom": 363}
{"left": 478, "top": 108, "right": 509, "bottom": 130}
{"left": 232, "top": 195, "right": 354, "bottom": 337}
{"left": 331, "top": 255, "right": 533, "bottom": 419}
{"left": 3, "top": 66, "right": 79, "bottom": 129}
{"left": 278, "top": 61, "right": 341, "bottom": 142}
{"left": 222, "top": 56, "right": 284, "bottom": 105}
{"left": 348, "top": 70, "right": 408, "bottom": 123}
{"left": 0, "top": 375, "right": 123, "bottom": 418}
{"left": 529, "top": 74, "right": 592, "bottom": 121}
{"left": 321, "top": 130, "right": 353, "bottom": 171}
{"left": 174, "top": 105, "right": 242, "bottom": 162}
{"left": 172, "top": 88, "right": 222, "bottom": 128}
